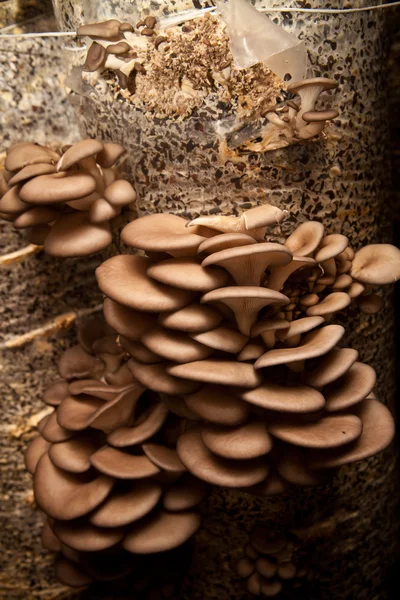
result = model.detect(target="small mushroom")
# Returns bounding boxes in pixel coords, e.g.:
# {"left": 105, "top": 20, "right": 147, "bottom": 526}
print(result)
{"left": 168, "top": 359, "right": 262, "bottom": 389}
{"left": 96, "top": 255, "right": 194, "bottom": 312}
{"left": 83, "top": 42, "right": 108, "bottom": 72}
{"left": 277, "top": 447, "right": 330, "bottom": 486}
{"left": 89, "top": 198, "right": 121, "bottom": 223}
{"left": 107, "top": 402, "right": 169, "bottom": 447}
{"left": 77, "top": 20, "right": 123, "bottom": 40}
{"left": 287, "top": 77, "right": 337, "bottom": 115}
{"left": 357, "top": 294, "right": 384, "bottom": 314}
{"left": 0, "top": 185, "right": 29, "bottom": 213}
{"left": 96, "top": 143, "right": 126, "bottom": 168}
{"left": 306, "top": 292, "right": 351, "bottom": 318}
{"left": 104, "top": 180, "right": 137, "bottom": 207}
{"left": 48, "top": 434, "right": 100, "bottom": 474}
{"left": 282, "top": 316, "right": 324, "bottom": 347}
{"left": 148, "top": 257, "right": 229, "bottom": 291}
{"left": 202, "top": 242, "right": 292, "bottom": 286}
{"left": 8, "top": 162, "right": 57, "bottom": 186}
{"left": 90, "top": 445, "right": 160, "bottom": 479}
{"left": 302, "top": 109, "right": 338, "bottom": 122}
{"left": 284, "top": 221, "right": 324, "bottom": 256}
{"left": 43, "top": 380, "right": 69, "bottom": 406}
{"left": 5, "top": 142, "right": 60, "bottom": 171}
{"left": 142, "top": 444, "right": 186, "bottom": 473}
{"left": 13, "top": 206, "right": 60, "bottom": 229}
{"left": 58, "top": 344, "right": 103, "bottom": 380}
{"left": 53, "top": 520, "right": 124, "bottom": 552}
{"left": 255, "top": 325, "right": 345, "bottom": 369}
{"left": 350, "top": 244, "right": 400, "bottom": 284}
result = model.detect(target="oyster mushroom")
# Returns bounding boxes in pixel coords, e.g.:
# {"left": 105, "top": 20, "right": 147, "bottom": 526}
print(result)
{"left": 324, "top": 362, "right": 376, "bottom": 412}
{"left": 168, "top": 359, "right": 262, "bottom": 389}
{"left": 314, "top": 234, "right": 349, "bottom": 263}
{"left": 184, "top": 385, "right": 249, "bottom": 426}
{"left": 103, "top": 297, "right": 156, "bottom": 340}
{"left": 107, "top": 403, "right": 169, "bottom": 447}
{"left": 350, "top": 244, "right": 400, "bottom": 284}
{"left": 141, "top": 326, "right": 212, "bottom": 363}
{"left": 77, "top": 20, "right": 123, "bottom": 40}
{"left": 240, "top": 382, "right": 325, "bottom": 413}
{"left": 158, "top": 302, "right": 222, "bottom": 333}
{"left": 44, "top": 212, "right": 112, "bottom": 257}
{"left": 90, "top": 446, "right": 161, "bottom": 479}
{"left": 104, "top": 180, "right": 137, "bottom": 207}
{"left": 190, "top": 325, "right": 248, "bottom": 354}
{"left": 200, "top": 422, "right": 273, "bottom": 460}
{"left": 5, "top": 142, "right": 60, "bottom": 171}
{"left": 302, "top": 347, "right": 359, "bottom": 388}
{"left": 128, "top": 358, "right": 200, "bottom": 395}
{"left": 306, "top": 292, "right": 351, "bottom": 318}
{"left": 148, "top": 257, "right": 229, "bottom": 291}
{"left": 357, "top": 294, "right": 384, "bottom": 314}
{"left": 19, "top": 172, "right": 97, "bottom": 204}
{"left": 198, "top": 232, "right": 256, "bottom": 254}
{"left": 267, "top": 256, "right": 316, "bottom": 291}
{"left": 284, "top": 221, "right": 325, "bottom": 257}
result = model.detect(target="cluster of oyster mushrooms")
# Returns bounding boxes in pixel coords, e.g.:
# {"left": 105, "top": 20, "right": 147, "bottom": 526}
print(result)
{"left": 25, "top": 317, "right": 207, "bottom": 588}
{"left": 0, "top": 139, "right": 136, "bottom": 256}
{"left": 93, "top": 203, "right": 398, "bottom": 491}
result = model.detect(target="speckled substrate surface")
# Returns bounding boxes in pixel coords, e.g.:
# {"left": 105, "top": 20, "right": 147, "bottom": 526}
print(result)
{"left": 0, "top": 2, "right": 399, "bottom": 600}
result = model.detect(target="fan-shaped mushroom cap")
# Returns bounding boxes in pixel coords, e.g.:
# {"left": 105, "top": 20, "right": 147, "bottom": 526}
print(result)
{"left": 357, "top": 294, "right": 384, "bottom": 314}
{"left": 284, "top": 316, "right": 324, "bottom": 341}
{"left": 89, "top": 480, "right": 162, "bottom": 528}
{"left": 190, "top": 325, "right": 248, "bottom": 354}
{"left": 277, "top": 448, "right": 330, "bottom": 486}
{"left": 158, "top": 302, "right": 222, "bottom": 333}
{"left": 142, "top": 444, "right": 186, "bottom": 473}
{"left": 41, "top": 411, "right": 76, "bottom": 443}
{"left": 332, "top": 273, "right": 353, "bottom": 290}
{"left": 163, "top": 474, "right": 209, "bottom": 511}
{"left": 177, "top": 427, "right": 268, "bottom": 487}
{"left": 77, "top": 20, "right": 122, "bottom": 39}
{"left": 159, "top": 394, "right": 199, "bottom": 420}
{"left": 324, "top": 362, "right": 376, "bottom": 412}
{"left": 103, "top": 298, "right": 156, "bottom": 340}
{"left": 13, "top": 206, "right": 60, "bottom": 229}
{"left": 8, "top": 162, "right": 57, "bottom": 186}
{"left": 141, "top": 326, "right": 212, "bottom": 363}
{"left": 201, "top": 422, "right": 272, "bottom": 460}
{"left": 44, "top": 212, "right": 112, "bottom": 257}
{"left": 302, "top": 347, "right": 359, "bottom": 388}
{"left": 57, "top": 140, "right": 103, "bottom": 172}
{"left": 53, "top": 520, "right": 124, "bottom": 552}
{"left": 201, "top": 286, "right": 289, "bottom": 336}
{"left": 119, "top": 336, "right": 162, "bottom": 364}
{"left": 168, "top": 359, "right": 262, "bottom": 388}
{"left": 68, "top": 379, "right": 121, "bottom": 401}
{"left": 148, "top": 257, "right": 228, "bottom": 292}
{"left": 123, "top": 509, "right": 201, "bottom": 554}
{"left": 5, "top": 143, "right": 60, "bottom": 172}
{"left": 89, "top": 198, "right": 120, "bottom": 223}
{"left": 96, "top": 255, "right": 194, "bottom": 312}
{"left": 90, "top": 446, "right": 160, "bottom": 479}
{"left": 287, "top": 78, "right": 337, "bottom": 114}
{"left": 314, "top": 234, "right": 348, "bottom": 263}
{"left": 240, "top": 382, "right": 325, "bottom": 413}
{"left": 269, "top": 414, "right": 362, "bottom": 448}
{"left": 198, "top": 233, "right": 256, "bottom": 254}
{"left": 251, "top": 318, "right": 290, "bottom": 338}
{"left": 350, "top": 244, "right": 400, "bottom": 284}
{"left": 306, "top": 292, "right": 351, "bottom": 317}
{"left": 58, "top": 345, "right": 103, "bottom": 380}
{"left": 0, "top": 185, "right": 29, "bottom": 213}
{"left": 107, "top": 403, "right": 169, "bottom": 447}
{"left": 309, "top": 396, "right": 394, "bottom": 468}
{"left": 299, "top": 293, "right": 320, "bottom": 307}
{"left": 121, "top": 214, "right": 208, "bottom": 257}
{"left": 25, "top": 436, "right": 51, "bottom": 474}
{"left": 302, "top": 109, "right": 339, "bottom": 122}
{"left": 184, "top": 385, "right": 249, "bottom": 426}
{"left": 128, "top": 358, "right": 199, "bottom": 395}
{"left": 347, "top": 282, "right": 367, "bottom": 299}
{"left": 255, "top": 325, "right": 344, "bottom": 369}
{"left": 34, "top": 453, "right": 114, "bottom": 520}
{"left": 96, "top": 143, "right": 126, "bottom": 168}
{"left": 284, "top": 221, "right": 324, "bottom": 256}
{"left": 267, "top": 256, "right": 316, "bottom": 291}
{"left": 238, "top": 342, "right": 265, "bottom": 361}
{"left": 48, "top": 435, "right": 99, "bottom": 473}
{"left": 43, "top": 379, "right": 69, "bottom": 406}
{"left": 202, "top": 243, "right": 292, "bottom": 286}
{"left": 19, "top": 172, "right": 96, "bottom": 204}
{"left": 104, "top": 180, "right": 137, "bottom": 207}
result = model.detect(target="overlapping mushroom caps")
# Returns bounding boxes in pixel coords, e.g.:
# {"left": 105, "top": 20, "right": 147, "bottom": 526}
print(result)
{"left": 94, "top": 203, "right": 397, "bottom": 492}
{"left": 25, "top": 317, "right": 206, "bottom": 588}
{"left": 0, "top": 140, "right": 136, "bottom": 256}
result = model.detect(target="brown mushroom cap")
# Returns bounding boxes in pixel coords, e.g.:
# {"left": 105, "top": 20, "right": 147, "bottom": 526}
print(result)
{"left": 19, "top": 172, "right": 97, "bottom": 204}
{"left": 77, "top": 20, "right": 122, "bottom": 39}
{"left": 89, "top": 480, "right": 162, "bottom": 528}
{"left": 158, "top": 302, "right": 222, "bottom": 333}
{"left": 0, "top": 185, "right": 29, "bottom": 213}
{"left": 251, "top": 318, "right": 290, "bottom": 338}
{"left": 283, "top": 316, "right": 324, "bottom": 340}
{"left": 53, "top": 520, "right": 124, "bottom": 552}
{"left": 184, "top": 385, "right": 249, "bottom": 426}
{"left": 121, "top": 214, "right": 207, "bottom": 256}
{"left": 255, "top": 325, "right": 344, "bottom": 369}
{"left": 350, "top": 244, "right": 400, "bottom": 284}
{"left": 5, "top": 143, "right": 60, "bottom": 172}
{"left": 284, "top": 221, "right": 325, "bottom": 256}
{"left": 190, "top": 325, "right": 248, "bottom": 354}
{"left": 107, "top": 403, "right": 169, "bottom": 447}
{"left": 142, "top": 444, "right": 186, "bottom": 473}
{"left": 103, "top": 297, "right": 156, "bottom": 340}
{"left": 58, "top": 345, "right": 103, "bottom": 380}
{"left": 90, "top": 445, "right": 160, "bottom": 479}
{"left": 269, "top": 414, "right": 362, "bottom": 448}
{"left": 302, "top": 109, "right": 339, "bottom": 122}
{"left": 55, "top": 558, "right": 93, "bottom": 588}
{"left": 237, "top": 342, "right": 265, "bottom": 362}
{"left": 357, "top": 294, "right": 384, "bottom": 314}
{"left": 34, "top": 453, "right": 114, "bottom": 520}
{"left": 57, "top": 140, "right": 103, "bottom": 172}
{"left": 168, "top": 359, "right": 262, "bottom": 388}
{"left": 96, "top": 143, "right": 126, "bottom": 168}
{"left": 198, "top": 233, "right": 256, "bottom": 254}
{"left": 202, "top": 243, "right": 292, "bottom": 286}
{"left": 48, "top": 434, "right": 99, "bottom": 473}
{"left": 41, "top": 411, "right": 76, "bottom": 443}
{"left": 314, "top": 234, "right": 348, "bottom": 263}
{"left": 128, "top": 358, "right": 200, "bottom": 395}
{"left": 44, "top": 212, "right": 112, "bottom": 257}
{"left": 25, "top": 436, "right": 51, "bottom": 474}
{"left": 13, "top": 206, "right": 60, "bottom": 229}
{"left": 201, "top": 286, "right": 289, "bottom": 336}
{"left": 96, "top": 255, "right": 194, "bottom": 312}
{"left": 302, "top": 347, "right": 359, "bottom": 388}
{"left": 89, "top": 198, "right": 120, "bottom": 224}
{"left": 148, "top": 257, "right": 228, "bottom": 292}
{"left": 104, "top": 180, "right": 137, "bottom": 207}
{"left": 163, "top": 474, "right": 209, "bottom": 511}
{"left": 123, "top": 509, "right": 201, "bottom": 554}
{"left": 200, "top": 422, "right": 272, "bottom": 460}
{"left": 43, "top": 379, "right": 69, "bottom": 406}
{"left": 240, "top": 382, "right": 325, "bottom": 413}
{"left": 141, "top": 326, "right": 212, "bottom": 363}
{"left": 324, "top": 362, "right": 376, "bottom": 412}
{"left": 306, "top": 292, "right": 351, "bottom": 317}
{"left": 8, "top": 162, "right": 57, "bottom": 186}
{"left": 308, "top": 396, "right": 394, "bottom": 468}
{"left": 119, "top": 337, "right": 162, "bottom": 364}
{"left": 41, "top": 520, "right": 62, "bottom": 552}
{"left": 177, "top": 427, "right": 268, "bottom": 487}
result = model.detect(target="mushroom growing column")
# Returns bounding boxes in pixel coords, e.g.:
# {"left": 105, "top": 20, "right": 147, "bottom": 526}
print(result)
{"left": 50, "top": 1, "right": 398, "bottom": 599}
